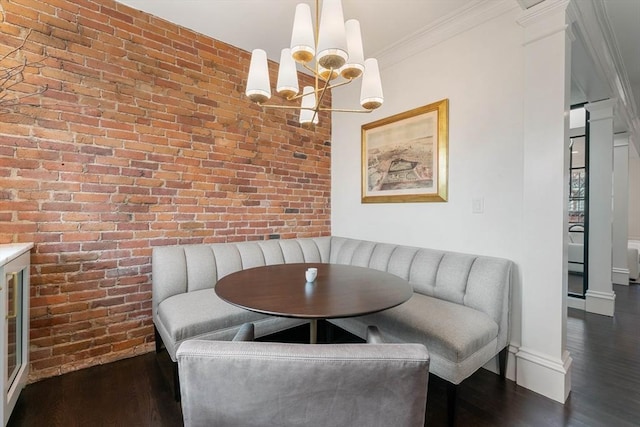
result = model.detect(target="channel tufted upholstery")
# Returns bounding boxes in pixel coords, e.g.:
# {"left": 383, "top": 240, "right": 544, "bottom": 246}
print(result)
{"left": 153, "top": 236, "right": 512, "bottom": 391}
{"left": 177, "top": 324, "right": 430, "bottom": 427}
{"left": 326, "top": 237, "right": 511, "bottom": 385}
{"left": 153, "top": 237, "right": 332, "bottom": 362}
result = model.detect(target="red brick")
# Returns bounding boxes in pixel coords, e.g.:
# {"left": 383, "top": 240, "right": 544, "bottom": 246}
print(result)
{"left": 69, "top": 308, "right": 108, "bottom": 322}
{"left": 49, "top": 302, "right": 89, "bottom": 315}
{"left": 67, "top": 289, "right": 107, "bottom": 302}
{"left": 111, "top": 337, "right": 145, "bottom": 352}
{"left": 100, "top": 5, "right": 133, "bottom": 25}
{"left": 30, "top": 293, "right": 69, "bottom": 308}
{"left": 30, "top": 314, "right": 71, "bottom": 329}
{"left": 1, "top": 0, "right": 331, "bottom": 383}
{"left": 30, "top": 355, "right": 64, "bottom": 371}
{"left": 51, "top": 340, "right": 92, "bottom": 356}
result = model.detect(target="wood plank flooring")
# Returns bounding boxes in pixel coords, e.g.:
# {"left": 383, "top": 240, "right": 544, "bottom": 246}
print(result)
{"left": 8, "top": 284, "right": 640, "bottom": 426}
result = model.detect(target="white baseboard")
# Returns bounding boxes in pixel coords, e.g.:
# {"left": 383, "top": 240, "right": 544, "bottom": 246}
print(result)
{"left": 585, "top": 289, "right": 616, "bottom": 316}
{"left": 568, "top": 296, "right": 585, "bottom": 310}
{"left": 515, "top": 347, "right": 572, "bottom": 403}
{"left": 482, "top": 344, "right": 518, "bottom": 382}
{"left": 612, "top": 268, "right": 629, "bottom": 285}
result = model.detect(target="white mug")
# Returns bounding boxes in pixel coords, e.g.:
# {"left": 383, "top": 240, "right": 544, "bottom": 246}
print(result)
{"left": 305, "top": 268, "right": 318, "bottom": 282}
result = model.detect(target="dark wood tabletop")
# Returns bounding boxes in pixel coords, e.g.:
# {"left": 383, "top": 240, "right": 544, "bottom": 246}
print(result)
{"left": 214, "top": 263, "right": 413, "bottom": 319}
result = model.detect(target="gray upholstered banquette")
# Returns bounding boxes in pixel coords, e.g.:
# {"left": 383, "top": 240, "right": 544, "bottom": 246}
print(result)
{"left": 152, "top": 236, "right": 512, "bottom": 389}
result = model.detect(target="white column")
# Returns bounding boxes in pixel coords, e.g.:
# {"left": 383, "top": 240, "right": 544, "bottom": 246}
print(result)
{"left": 585, "top": 99, "right": 616, "bottom": 315}
{"left": 630, "top": 147, "right": 640, "bottom": 240}
{"left": 613, "top": 133, "right": 630, "bottom": 285}
{"left": 516, "top": 0, "right": 572, "bottom": 404}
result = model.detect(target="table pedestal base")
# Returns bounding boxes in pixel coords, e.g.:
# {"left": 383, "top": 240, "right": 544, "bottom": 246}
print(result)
{"left": 310, "top": 319, "right": 317, "bottom": 344}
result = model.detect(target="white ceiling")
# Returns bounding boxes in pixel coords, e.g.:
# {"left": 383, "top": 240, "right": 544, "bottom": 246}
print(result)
{"left": 117, "top": 0, "right": 640, "bottom": 148}
{"left": 116, "top": 0, "right": 475, "bottom": 61}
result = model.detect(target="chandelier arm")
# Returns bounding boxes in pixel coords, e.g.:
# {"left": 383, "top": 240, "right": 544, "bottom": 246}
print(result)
{"left": 302, "top": 62, "right": 314, "bottom": 75}
{"left": 288, "top": 76, "right": 354, "bottom": 102}
{"left": 318, "top": 107, "right": 374, "bottom": 113}
{"left": 256, "top": 104, "right": 372, "bottom": 114}
{"left": 302, "top": 63, "right": 327, "bottom": 81}
{"left": 284, "top": 92, "right": 306, "bottom": 102}
{"left": 311, "top": 66, "right": 335, "bottom": 123}
{"left": 315, "top": 78, "right": 330, "bottom": 108}
{"left": 258, "top": 103, "right": 308, "bottom": 110}
{"left": 324, "top": 78, "right": 354, "bottom": 91}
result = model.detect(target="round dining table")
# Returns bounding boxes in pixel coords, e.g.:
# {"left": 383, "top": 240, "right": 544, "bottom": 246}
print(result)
{"left": 215, "top": 263, "right": 413, "bottom": 343}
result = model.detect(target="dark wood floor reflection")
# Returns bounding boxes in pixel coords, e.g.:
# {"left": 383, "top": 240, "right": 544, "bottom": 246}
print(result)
{"left": 8, "top": 284, "right": 640, "bottom": 427}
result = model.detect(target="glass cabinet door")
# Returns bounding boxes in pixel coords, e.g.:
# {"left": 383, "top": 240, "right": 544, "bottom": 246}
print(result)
{"left": 1, "top": 245, "right": 31, "bottom": 427}
{"left": 6, "top": 270, "right": 23, "bottom": 391}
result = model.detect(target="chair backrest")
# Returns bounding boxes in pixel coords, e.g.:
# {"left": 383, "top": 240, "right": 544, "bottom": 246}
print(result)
{"left": 568, "top": 224, "right": 585, "bottom": 243}
{"left": 177, "top": 339, "right": 429, "bottom": 427}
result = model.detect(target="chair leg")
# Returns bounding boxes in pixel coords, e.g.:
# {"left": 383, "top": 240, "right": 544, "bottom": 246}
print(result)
{"left": 173, "top": 362, "right": 181, "bottom": 402}
{"left": 154, "top": 325, "right": 163, "bottom": 353}
{"left": 153, "top": 324, "right": 179, "bottom": 401}
{"left": 498, "top": 346, "right": 508, "bottom": 379}
{"left": 447, "top": 382, "right": 458, "bottom": 427}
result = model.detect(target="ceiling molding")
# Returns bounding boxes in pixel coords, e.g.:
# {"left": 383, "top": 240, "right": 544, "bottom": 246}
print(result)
{"left": 613, "top": 132, "right": 629, "bottom": 148}
{"left": 516, "top": 0, "right": 545, "bottom": 9}
{"left": 516, "top": 0, "right": 572, "bottom": 48}
{"left": 516, "top": 0, "right": 570, "bottom": 29}
{"left": 569, "top": 0, "right": 640, "bottom": 152}
{"left": 597, "top": 1, "right": 640, "bottom": 152}
{"left": 597, "top": 1, "right": 637, "bottom": 115}
{"left": 375, "top": 0, "right": 517, "bottom": 70}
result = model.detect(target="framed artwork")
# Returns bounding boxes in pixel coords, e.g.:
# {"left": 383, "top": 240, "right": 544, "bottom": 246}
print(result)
{"left": 361, "top": 99, "right": 449, "bottom": 203}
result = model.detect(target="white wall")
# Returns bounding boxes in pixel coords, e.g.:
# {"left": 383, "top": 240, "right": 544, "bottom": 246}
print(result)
{"left": 331, "top": 1, "right": 578, "bottom": 402}
{"left": 612, "top": 136, "right": 630, "bottom": 284}
{"left": 332, "top": 8, "right": 524, "bottom": 342}
{"left": 629, "top": 151, "right": 640, "bottom": 240}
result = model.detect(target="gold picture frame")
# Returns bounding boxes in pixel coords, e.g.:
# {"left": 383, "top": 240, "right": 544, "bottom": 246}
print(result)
{"left": 361, "top": 99, "right": 449, "bottom": 203}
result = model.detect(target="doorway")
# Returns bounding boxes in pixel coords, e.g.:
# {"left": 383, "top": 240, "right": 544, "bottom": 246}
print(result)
{"left": 568, "top": 106, "right": 589, "bottom": 297}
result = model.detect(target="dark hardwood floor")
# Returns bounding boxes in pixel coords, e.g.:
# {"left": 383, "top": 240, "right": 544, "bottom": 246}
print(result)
{"left": 8, "top": 284, "right": 640, "bottom": 426}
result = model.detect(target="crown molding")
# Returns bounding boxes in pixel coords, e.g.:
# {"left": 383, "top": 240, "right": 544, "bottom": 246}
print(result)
{"left": 517, "top": 0, "right": 570, "bottom": 28}
{"left": 596, "top": 2, "right": 637, "bottom": 115}
{"left": 613, "top": 132, "right": 629, "bottom": 148}
{"left": 585, "top": 98, "right": 617, "bottom": 121}
{"left": 375, "top": 0, "right": 518, "bottom": 70}
{"left": 517, "top": 0, "right": 572, "bottom": 46}
{"left": 569, "top": 0, "right": 640, "bottom": 154}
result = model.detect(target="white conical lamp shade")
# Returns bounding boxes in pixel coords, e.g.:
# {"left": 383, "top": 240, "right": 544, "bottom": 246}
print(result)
{"left": 246, "top": 49, "right": 271, "bottom": 103}
{"left": 277, "top": 48, "right": 299, "bottom": 99}
{"left": 341, "top": 19, "right": 364, "bottom": 79}
{"left": 299, "top": 86, "right": 319, "bottom": 126}
{"left": 316, "top": 0, "right": 348, "bottom": 70}
{"left": 360, "top": 58, "right": 383, "bottom": 110}
{"left": 290, "top": 3, "right": 315, "bottom": 63}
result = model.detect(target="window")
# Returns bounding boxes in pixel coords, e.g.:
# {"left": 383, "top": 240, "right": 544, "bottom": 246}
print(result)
{"left": 569, "top": 136, "right": 586, "bottom": 224}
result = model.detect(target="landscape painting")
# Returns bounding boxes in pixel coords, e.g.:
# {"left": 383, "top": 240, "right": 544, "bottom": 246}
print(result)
{"left": 361, "top": 99, "right": 449, "bottom": 203}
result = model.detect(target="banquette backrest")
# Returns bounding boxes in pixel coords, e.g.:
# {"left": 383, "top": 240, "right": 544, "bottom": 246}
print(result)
{"left": 329, "top": 237, "right": 512, "bottom": 348}
{"left": 152, "top": 236, "right": 512, "bottom": 347}
{"left": 152, "top": 237, "right": 332, "bottom": 317}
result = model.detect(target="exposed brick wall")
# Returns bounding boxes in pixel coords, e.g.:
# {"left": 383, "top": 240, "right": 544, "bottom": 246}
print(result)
{"left": 0, "top": 0, "right": 331, "bottom": 382}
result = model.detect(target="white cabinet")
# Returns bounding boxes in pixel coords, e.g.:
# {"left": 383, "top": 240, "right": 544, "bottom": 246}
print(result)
{"left": 0, "top": 243, "right": 32, "bottom": 426}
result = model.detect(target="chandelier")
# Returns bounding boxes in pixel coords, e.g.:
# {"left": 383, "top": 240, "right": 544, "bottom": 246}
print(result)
{"left": 245, "top": 0, "right": 383, "bottom": 127}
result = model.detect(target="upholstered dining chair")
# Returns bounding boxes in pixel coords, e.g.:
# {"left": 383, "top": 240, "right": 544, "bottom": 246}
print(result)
{"left": 176, "top": 324, "right": 430, "bottom": 427}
